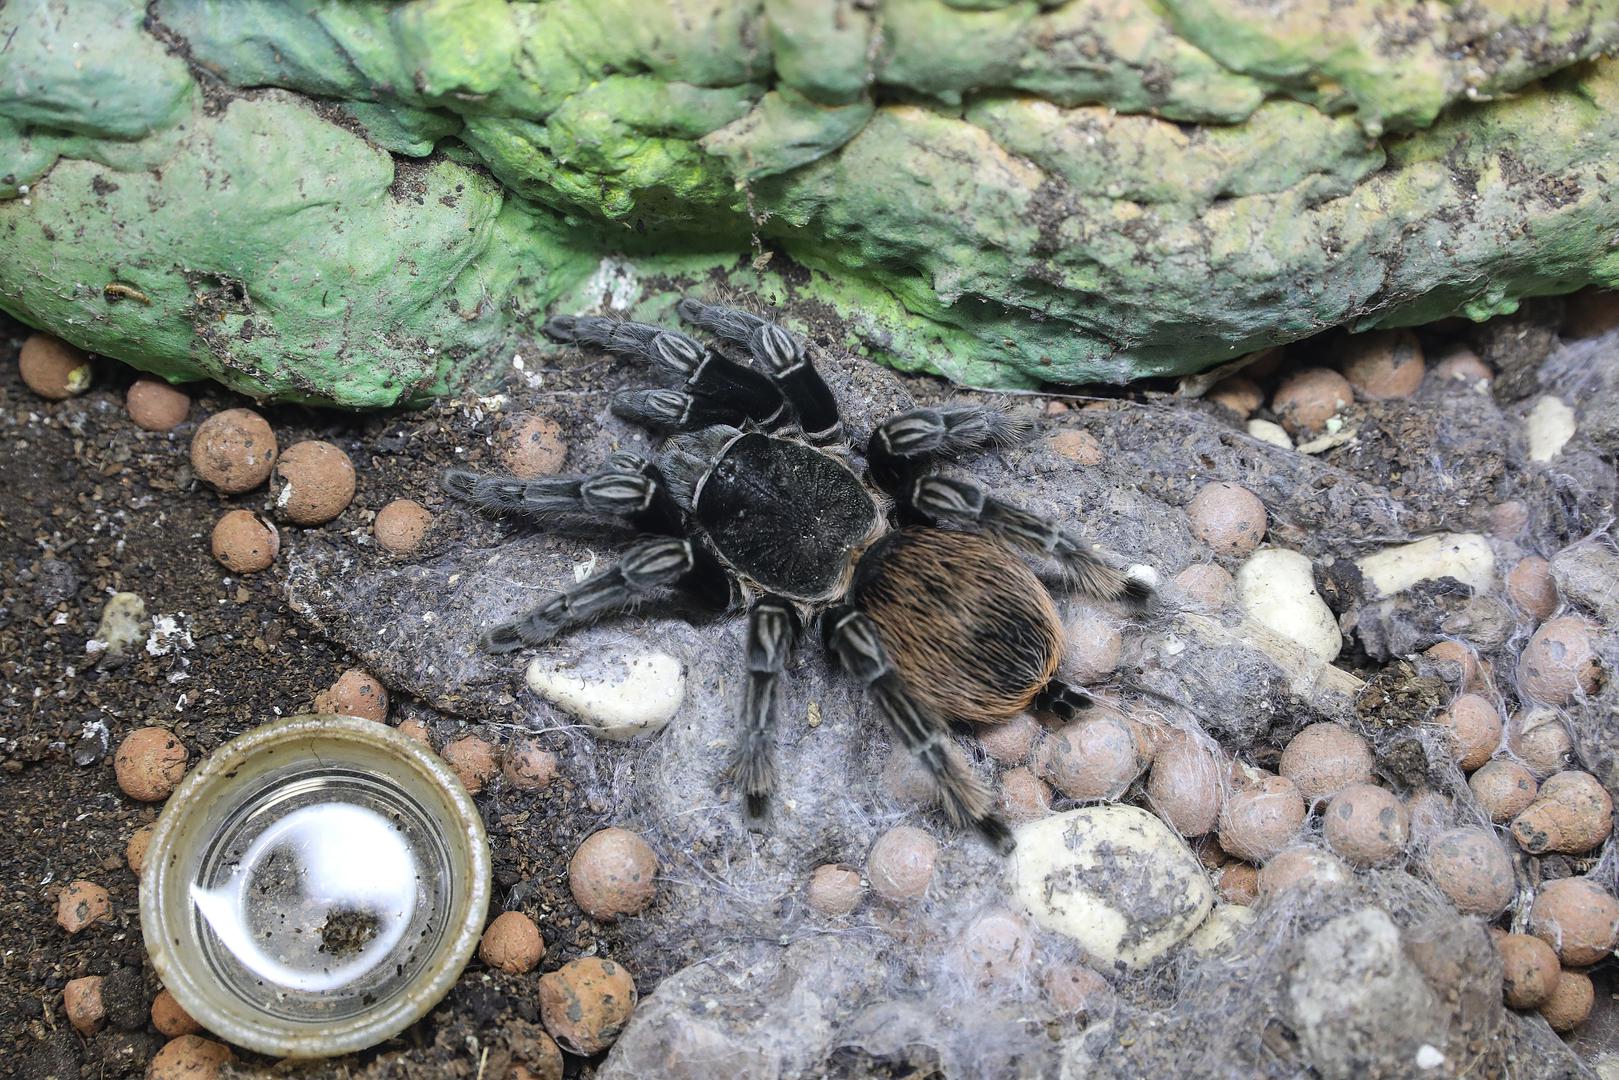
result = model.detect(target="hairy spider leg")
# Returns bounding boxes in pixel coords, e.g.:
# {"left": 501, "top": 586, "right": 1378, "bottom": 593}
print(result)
{"left": 865, "top": 404, "right": 1034, "bottom": 500}
{"left": 908, "top": 474, "right": 1152, "bottom": 605}
{"left": 545, "top": 314, "right": 788, "bottom": 432}
{"left": 822, "top": 604, "right": 1014, "bottom": 853}
{"left": 482, "top": 537, "right": 736, "bottom": 653}
{"left": 442, "top": 451, "right": 683, "bottom": 536}
{"left": 734, "top": 596, "right": 800, "bottom": 818}
{"left": 676, "top": 298, "right": 844, "bottom": 444}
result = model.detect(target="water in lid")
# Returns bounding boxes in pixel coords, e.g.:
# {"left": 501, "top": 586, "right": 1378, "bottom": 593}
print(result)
{"left": 189, "top": 767, "right": 455, "bottom": 1022}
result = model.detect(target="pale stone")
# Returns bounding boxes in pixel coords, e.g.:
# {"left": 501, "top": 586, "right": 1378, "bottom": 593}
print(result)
{"left": 1354, "top": 534, "right": 1495, "bottom": 599}
{"left": 1187, "top": 903, "right": 1257, "bottom": 956}
{"left": 1246, "top": 419, "right": 1293, "bottom": 449}
{"left": 89, "top": 591, "right": 149, "bottom": 666}
{"left": 1007, "top": 805, "right": 1213, "bottom": 969}
{"left": 527, "top": 649, "right": 685, "bottom": 740}
{"left": 1236, "top": 549, "right": 1342, "bottom": 662}
{"left": 1526, "top": 396, "right": 1576, "bottom": 462}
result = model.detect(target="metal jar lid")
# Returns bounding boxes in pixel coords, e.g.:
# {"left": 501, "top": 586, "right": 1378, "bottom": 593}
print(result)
{"left": 140, "top": 714, "right": 490, "bottom": 1058}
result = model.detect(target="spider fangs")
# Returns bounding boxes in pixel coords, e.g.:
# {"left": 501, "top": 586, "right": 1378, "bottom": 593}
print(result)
{"left": 443, "top": 299, "right": 1151, "bottom": 853}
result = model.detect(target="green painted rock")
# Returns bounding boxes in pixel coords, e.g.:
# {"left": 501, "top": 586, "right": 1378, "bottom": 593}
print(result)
{"left": 1, "top": 0, "right": 1616, "bottom": 405}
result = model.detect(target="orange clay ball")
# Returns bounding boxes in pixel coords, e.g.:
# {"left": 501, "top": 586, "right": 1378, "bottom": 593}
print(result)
{"left": 537, "top": 957, "right": 637, "bottom": 1055}
{"left": 125, "top": 377, "right": 191, "bottom": 431}
{"left": 956, "top": 910, "right": 1033, "bottom": 984}
{"left": 1505, "top": 556, "right": 1558, "bottom": 624}
{"left": 1043, "top": 963, "right": 1113, "bottom": 1017}
{"left": 272, "top": 440, "right": 356, "bottom": 525}
{"left": 480, "top": 910, "right": 546, "bottom": 974}
{"left": 125, "top": 824, "right": 155, "bottom": 874}
{"left": 315, "top": 668, "right": 389, "bottom": 722}
{"left": 1173, "top": 563, "right": 1234, "bottom": 608}
{"left": 1517, "top": 617, "right": 1602, "bottom": 705}
{"left": 806, "top": 863, "right": 865, "bottom": 916}
{"left": 867, "top": 825, "right": 938, "bottom": 903}
{"left": 500, "top": 414, "right": 568, "bottom": 478}
{"left": 1217, "top": 863, "right": 1259, "bottom": 905}
{"left": 19, "top": 334, "right": 92, "bottom": 400}
{"left": 396, "top": 718, "right": 432, "bottom": 747}
{"left": 1468, "top": 759, "right": 1538, "bottom": 824}
{"left": 1436, "top": 694, "right": 1502, "bottom": 771}
{"left": 210, "top": 510, "right": 279, "bottom": 574}
{"left": 1207, "top": 376, "right": 1263, "bottom": 418}
{"left": 1528, "top": 877, "right": 1619, "bottom": 966}
{"left": 569, "top": 828, "right": 658, "bottom": 920}
{"left": 374, "top": 498, "right": 434, "bottom": 555}
{"left": 977, "top": 713, "right": 1039, "bottom": 764}
{"left": 1322, "top": 783, "right": 1409, "bottom": 867}
{"left": 1422, "top": 826, "right": 1515, "bottom": 917}
{"left": 151, "top": 989, "right": 203, "bottom": 1038}
{"left": 502, "top": 739, "right": 559, "bottom": 791}
{"left": 1431, "top": 345, "right": 1492, "bottom": 385}
{"left": 1539, "top": 969, "right": 1594, "bottom": 1032}
{"left": 1217, "top": 774, "right": 1306, "bottom": 862}
{"left": 1496, "top": 933, "right": 1560, "bottom": 1009}
{"left": 56, "top": 880, "right": 111, "bottom": 934}
{"left": 1186, "top": 482, "right": 1268, "bottom": 558}
{"left": 1510, "top": 771, "right": 1613, "bottom": 856}
{"left": 1037, "top": 715, "right": 1141, "bottom": 801}
{"left": 1271, "top": 367, "right": 1352, "bottom": 436}
{"left": 1257, "top": 845, "right": 1349, "bottom": 900}
{"left": 1146, "top": 736, "right": 1223, "bottom": 837}
{"left": 1510, "top": 709, "right": 1574, "bottom": 778}
{"left": 441, "top": 734, "right": 498, "bottom": 795}
{"left": 1278, "top": 722, "right": 1375, "bottom": 804}
{"left": 1423, "top": 640, "right": 1490, "bottom": 692}
{"left": 64, "top": 976, "right": 106, "bottom": 1034}
{"left": 148, "top": 1035, "right": 232, "bottom": 1080}
{"left": 190, "top": 408, "right": 277, "bottom": 493}
{"left": 1048, "top": 429, "right": 1104, "bottom": 465}
{"left": 1339, "top": 330, "right": 1423, "bottom": 400}
{"left": 998, "top": 766, "right": 1054, "bottom": 824}
{"left": 114, "top": 727, "right": 188, "bottom": 801}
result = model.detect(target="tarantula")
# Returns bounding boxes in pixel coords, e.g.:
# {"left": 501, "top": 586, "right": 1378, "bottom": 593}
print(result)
{"left": 443, "top": 299, "right": 1150, "bottom": 851}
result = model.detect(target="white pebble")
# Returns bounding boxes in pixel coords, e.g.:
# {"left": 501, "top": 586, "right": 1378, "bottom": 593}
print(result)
{"left": 526, "top": 649, "right": 685, "bottom": 740}
{"left": 1247, "top": 419, "right": 1293, "bottom": 449}
{"left": 1354, "top": 534, "right": 1495, "bottom": 599}
{"left": 1526, "top": 396, "right": 1576, "bottom": 462}
{"left": 1007, "top": 805, "right": 1213, "bottom": 969}
{"left": 1235, "top": 549, "right": 1342, "bottom": 662}
{"left": 92, "top": 592, "right": 149, "bottom": 666}
{"left": 1187, "top": 903, "right": 1257, "bottom": 956}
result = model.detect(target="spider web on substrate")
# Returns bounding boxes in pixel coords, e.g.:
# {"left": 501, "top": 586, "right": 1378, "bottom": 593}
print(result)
{"left": 286, "top": 317, "right": 1619, "bottom": 1078}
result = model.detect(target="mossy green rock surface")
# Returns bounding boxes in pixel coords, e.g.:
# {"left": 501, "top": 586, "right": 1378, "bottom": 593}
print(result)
{"left": 2, "top": 0, "right": 1617, "bottom": 405}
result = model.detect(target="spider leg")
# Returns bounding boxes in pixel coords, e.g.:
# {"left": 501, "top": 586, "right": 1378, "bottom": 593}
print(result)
{"left": 546, "top": 313, "right": 787, "bottom": 431}
{"left": 867, "top": 405, "right": 1033, "bottom": 497}
{"left": 443, "top": 453, "right": 683, "bottom": 535}
{"left": 734, "top": 596, "right": 800, "bottom": 819}
{"left": 907, "top": 474, "right": 1153, "bottom": 606}
{"left": 482, "top": 537, "right": 701, "bottom": 653}
{"left": 822, "top": 605, "right": 1013, "bottom": 853}
{"left": 676, "top": 299, "right": 844, "bottom": 444}
{"left": 610, "top": 386, "right": 781, "bottom": 435}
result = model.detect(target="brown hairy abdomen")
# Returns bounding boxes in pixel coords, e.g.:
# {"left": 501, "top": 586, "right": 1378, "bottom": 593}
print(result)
{"left": 853, "top": 528, "right": 1063, "bottom": 724}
